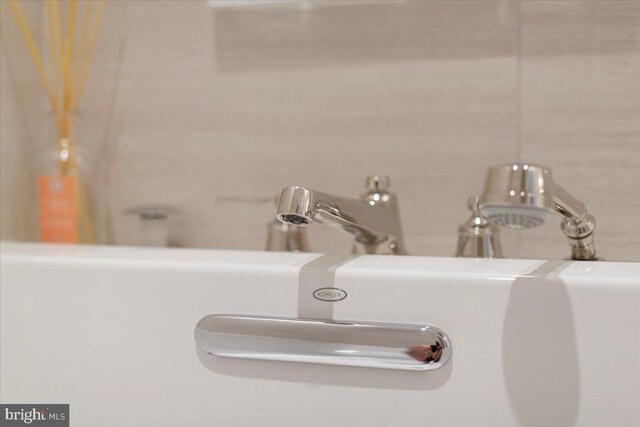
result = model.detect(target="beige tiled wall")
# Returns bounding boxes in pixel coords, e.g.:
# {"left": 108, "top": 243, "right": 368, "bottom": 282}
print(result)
{"left": 1, "top": 0, "right": 639, "bottom": 261}
{"left": 519, "top": 0, "right": 640, "bottom": 261}
{"left": 1, "top": 0, "right": 43, "bottom": 241}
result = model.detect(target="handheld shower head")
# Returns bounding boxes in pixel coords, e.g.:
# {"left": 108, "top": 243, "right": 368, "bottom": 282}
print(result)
{"left": 478, "top": 164, "right": 597, "bottom": 260}
{"left": 479, "top": 205, "right": 552, "bottom": 229}
{"left": 478, "top": 164, "right": 555, "bottom": 229}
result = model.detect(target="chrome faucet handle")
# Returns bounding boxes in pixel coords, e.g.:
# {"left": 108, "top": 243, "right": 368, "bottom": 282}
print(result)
{"left": 468, "top": 195, "right": 480, "bottom": 212}
{"left": 366, "top": 175, "right": 390, "bottom": 191}
{"left": 361, "top": 175, "right": 392, "bottom": 205}
{"left": 455, "top": 196, "right": 503, "bottom": 258}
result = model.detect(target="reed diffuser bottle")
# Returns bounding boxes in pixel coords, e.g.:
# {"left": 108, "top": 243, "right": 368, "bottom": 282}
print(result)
{"left": 33, "top": 111, "right": 97, "bottom": 243}
{"left": 6, "top": 0, "right": 105, "bottom": 243}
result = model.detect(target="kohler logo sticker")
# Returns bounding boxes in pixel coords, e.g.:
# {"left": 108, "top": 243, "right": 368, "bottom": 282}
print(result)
{"left": 313, "top": 287, "right": 347, "bottom": 302}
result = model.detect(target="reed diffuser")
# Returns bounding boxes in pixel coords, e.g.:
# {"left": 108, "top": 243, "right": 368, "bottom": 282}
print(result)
{"left": 5, "top": 0, "right": 104, "bottom": 243}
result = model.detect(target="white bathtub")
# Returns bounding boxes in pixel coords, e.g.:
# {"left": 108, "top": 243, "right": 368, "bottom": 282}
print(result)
{"left": 1, "top": 242, "right": 639, "bottom": 426}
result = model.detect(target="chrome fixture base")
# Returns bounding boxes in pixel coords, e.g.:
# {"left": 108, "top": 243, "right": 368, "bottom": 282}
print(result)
{"left": 195, "top": 314, "right": 451, "bottom": 371}
{"left": 276, "top": 176, "right": 406, "bottom": 255}
{"left": 478, "top": 164, "right": 597, "bottom": 260}
{"left": 456, "top": 196, "right": 503, "bottom": 258}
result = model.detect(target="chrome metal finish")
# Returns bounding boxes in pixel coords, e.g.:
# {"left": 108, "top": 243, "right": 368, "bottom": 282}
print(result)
{"left": 195, "top": 314, "right": 451, "bottom": 371}
{"left": 265, "top": 196, "right": 310, "bottom": 252}
{"left": 455, "top": 196, "right": 503, "bottom": 258}
{"left": 276, "top": 175, "right": 406, "bottom": 255}
{"left": 478, "top": 164, "right": 597, "bottom": 260}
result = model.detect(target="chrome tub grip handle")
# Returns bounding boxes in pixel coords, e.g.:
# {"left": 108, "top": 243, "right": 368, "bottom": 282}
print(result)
{"left": 194, "top": 315, "right": 451, "bottom": 371}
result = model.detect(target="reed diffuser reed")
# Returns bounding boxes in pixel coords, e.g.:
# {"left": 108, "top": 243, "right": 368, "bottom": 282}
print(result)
{"left": 5, "top": 0, "right": 104, "bottom": 243}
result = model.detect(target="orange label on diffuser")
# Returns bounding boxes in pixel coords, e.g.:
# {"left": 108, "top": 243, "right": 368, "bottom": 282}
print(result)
{"left": 37, "top": 175, "right": 78, "bottom": 243}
